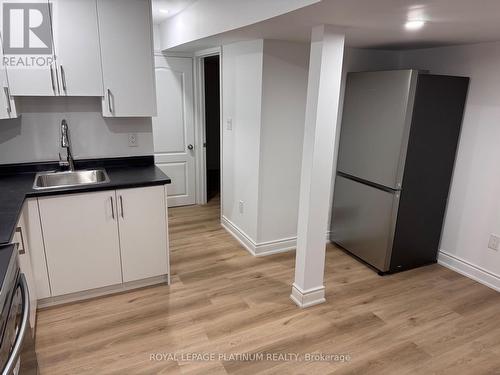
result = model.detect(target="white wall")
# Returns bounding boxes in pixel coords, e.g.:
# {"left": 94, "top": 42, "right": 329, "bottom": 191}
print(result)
{"left": 0, "top": 97, "right": 153, "bottom": 164}
{"left": 159, "top": 0, "right": 319, "bottom": 50}
{"left": 258, "top": 40, "right": 309, "bottom": 243}
{"left": 399, "top": 42, "right": 500, "bottom": 289}
{"left": 222, "top": 39, "right": 309, "bottom": 253}
{"left": 221, "top": 42, "right": 402, "bottom": 252}
{"left": 153, "top": 24, "right": 161, "bottom": 53}
{"left": 342, "top": 48, "right": 401, "bottom": 73}
{"left": 222, "top": 40, "right": 264, "bottom": 241}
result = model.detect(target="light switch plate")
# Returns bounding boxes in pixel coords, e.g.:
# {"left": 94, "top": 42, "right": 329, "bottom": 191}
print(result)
{"left": 488, "top": 234, "right": 500, "bottom": 251}
{"left": 226, "top": 118, "right": 233, "bottom": 131}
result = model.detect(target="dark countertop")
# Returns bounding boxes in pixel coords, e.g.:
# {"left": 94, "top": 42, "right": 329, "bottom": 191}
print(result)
{"left": 0, "top": 156, "right": 171, "bottom": 245}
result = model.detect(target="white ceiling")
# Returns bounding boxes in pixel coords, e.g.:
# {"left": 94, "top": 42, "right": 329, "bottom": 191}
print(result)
{"left": 151, "top": 0, "right": 196, "bottom": 24}
{"left": 167, "top": 0, "right": 500, "bottom": 51}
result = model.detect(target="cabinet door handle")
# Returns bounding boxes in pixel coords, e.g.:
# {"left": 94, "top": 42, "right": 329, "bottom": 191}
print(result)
{"left": 107, "top": 89, "right": 113, "bottom": 113}
{"left": 60, "top": 65, "right": 67, "bottom": 92}
{"left": 110, "top": 196, "right": 115, "bottom": 219}
{"left": 119, "top": 195, "right": 124, "bottom": 218}
{"left": 15, "top": 227, "right": 25, "bottom": 255}
{"left": 3, "top": 87, "right": 11, "bottom": 114}
{"left": 50, "top": 65, "right": 56, "bottom": 93}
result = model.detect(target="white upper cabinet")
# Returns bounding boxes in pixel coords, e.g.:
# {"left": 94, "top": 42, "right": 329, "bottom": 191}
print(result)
{"left": 50, "top": 0, "right": 103, "bottom": 96}
{"left": 7, "top": 0, "right": 102, "bottom": 96}
{"left": 0, "top": 32, "right": 18, "bottom": 118}
{"left": 97, "top": 0, "right": 157, "bottom": 117}
{"left": 1, "top": 0, "right": 57, "bottom": 96}
{"left": 1, "top": 0, "right": 156, "bottom": 110}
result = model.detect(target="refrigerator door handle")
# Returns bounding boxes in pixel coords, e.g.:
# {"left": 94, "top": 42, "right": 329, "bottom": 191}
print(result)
{"left": 337, "top": 171, "right": 401, "bottom": 193}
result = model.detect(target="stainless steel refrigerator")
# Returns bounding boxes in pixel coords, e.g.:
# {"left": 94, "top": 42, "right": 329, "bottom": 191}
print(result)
{"left": 330, "top": 70, "right": 469, "bottom": 274}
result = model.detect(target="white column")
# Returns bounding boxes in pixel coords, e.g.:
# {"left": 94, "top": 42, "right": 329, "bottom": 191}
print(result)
{"left": 290, "top": 25, "right": 345, "bottom": 308}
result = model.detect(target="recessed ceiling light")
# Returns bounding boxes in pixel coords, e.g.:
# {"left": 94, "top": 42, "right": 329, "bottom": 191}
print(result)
{"left": 159, "top": 8, "right": 169, "bottom": 14}
{"left": 405, "top": 20, "right": 425, "bottom": 30}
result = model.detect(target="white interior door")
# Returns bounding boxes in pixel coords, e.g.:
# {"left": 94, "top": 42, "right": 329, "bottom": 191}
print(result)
{"left": 153, "top": 55, "right": 195, "bottom": 207}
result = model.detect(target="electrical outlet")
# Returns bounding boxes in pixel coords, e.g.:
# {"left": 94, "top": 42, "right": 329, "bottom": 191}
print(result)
{"left": 238, "top": 200, "right": 244, "bottom": 214}
{"left": 488, "top": 234, "right": 500, "bottom": 251}
{"left": 128, "top": 133, "right": 138, "bottom": 147}
{"left": 226, "top": 118, "right": 233, "bottom": 131}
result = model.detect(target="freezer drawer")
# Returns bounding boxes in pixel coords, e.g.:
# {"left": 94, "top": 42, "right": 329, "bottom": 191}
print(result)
{"left": 337, "top": 70, "right": 418, "bottom": 189}
{"left": 331, "top": 175, "right": 400, "bottom": 272}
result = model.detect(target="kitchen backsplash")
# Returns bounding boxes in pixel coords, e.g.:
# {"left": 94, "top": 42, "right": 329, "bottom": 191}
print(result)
{"left": 0, "top": 97, "right": 154, "bottom": 164}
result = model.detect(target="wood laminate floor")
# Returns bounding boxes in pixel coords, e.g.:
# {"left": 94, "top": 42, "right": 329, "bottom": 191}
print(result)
{"left": 35, "top": 196, "right": 500, "bottom": 374}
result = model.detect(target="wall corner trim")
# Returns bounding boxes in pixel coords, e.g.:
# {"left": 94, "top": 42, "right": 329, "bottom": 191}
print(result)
{"left": 221, "top": 216, "right": 296, "bottom": 256}
{"left": 438, "top": 250, "right": 500, "bottom": 292}
{"left": 290, "top": 283, "right": 326, "bottom": 308}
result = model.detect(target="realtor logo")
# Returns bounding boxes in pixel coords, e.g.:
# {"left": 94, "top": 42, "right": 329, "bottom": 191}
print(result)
{"left": 3, "top": 3, "right": 53, "bottom": 54}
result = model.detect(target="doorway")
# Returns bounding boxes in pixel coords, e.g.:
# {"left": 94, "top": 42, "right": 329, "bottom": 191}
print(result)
{"left": 203, "top": 55, "right": 221, "bottom": 202}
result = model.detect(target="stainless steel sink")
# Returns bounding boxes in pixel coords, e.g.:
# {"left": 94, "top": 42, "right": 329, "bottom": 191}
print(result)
{"left": 33, "top": 169, "right": 110, "bottom": 190}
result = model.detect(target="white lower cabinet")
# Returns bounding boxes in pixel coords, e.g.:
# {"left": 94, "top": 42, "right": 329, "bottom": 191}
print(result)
{"left": 117, "top": 186, "right": 168, "bottom": 282}
{"left": 38, "top": 190, "right": 123, "bottom": 296}
{"left": 36, "top": 185, "right": 169, "bottom": 298}
{"left": 24, "top": 199, "right": 51, "bottom": 300}
{"left": 14, "top": 207, "right": 38, "bottom": 332}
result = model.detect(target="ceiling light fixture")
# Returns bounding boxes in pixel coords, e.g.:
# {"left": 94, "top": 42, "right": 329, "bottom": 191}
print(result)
{"left": 405, "top": 20, "right": 425, "bottom": 30}
{"left": 159, "top": 8, "right": 169, "bottom": 14}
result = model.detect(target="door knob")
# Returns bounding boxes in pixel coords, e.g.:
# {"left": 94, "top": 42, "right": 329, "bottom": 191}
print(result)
{"left": 187, "top": 144, "right": 194, "bottom": 150}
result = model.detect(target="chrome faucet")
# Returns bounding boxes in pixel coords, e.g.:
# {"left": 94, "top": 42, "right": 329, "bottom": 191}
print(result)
{"left": 59, "top": 119, "right": 75, "bottom": 171}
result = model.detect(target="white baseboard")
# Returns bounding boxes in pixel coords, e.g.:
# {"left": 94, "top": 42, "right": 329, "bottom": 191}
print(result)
{"left": 38, "top": 275, "right": 169, "bottom": 308}
{"left": 255, "top": 237, "right": 297, "bottom": 256}
{"left": 438, "top": 250, "right": 500, "bottom": 292}
{"left": 221, "top": 216, "right": 336, "bottom": 255}
{"left": 290, "top": 283, "right": 326, "bottom": 308}
{"left": 221, "top": 219, "right": 500, "bottom": 293}
{"left": 221, "top": 216, "right": 296, "bottom": 257}
{"left": 221, "top": 216, "right": 257, "bottom": 255}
